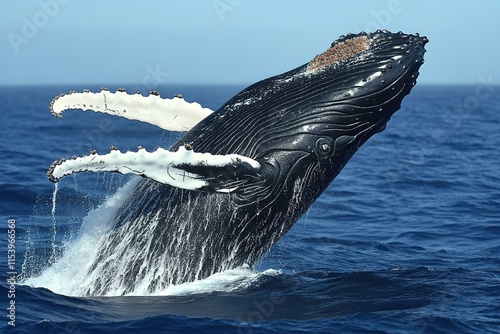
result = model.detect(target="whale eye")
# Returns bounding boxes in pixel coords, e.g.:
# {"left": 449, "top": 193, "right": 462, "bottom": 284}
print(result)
{"left": 316, "top": 138, "right": 332, "bottom": 157}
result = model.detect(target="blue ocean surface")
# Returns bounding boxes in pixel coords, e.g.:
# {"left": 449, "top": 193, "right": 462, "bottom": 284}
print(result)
{"left": 0, "top": 84, "right": 499, "bottom": 333}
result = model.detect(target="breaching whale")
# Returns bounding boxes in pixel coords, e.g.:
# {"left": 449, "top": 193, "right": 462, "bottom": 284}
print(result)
{"left": 47, "top": 30, "right": 427, "bottom": 295}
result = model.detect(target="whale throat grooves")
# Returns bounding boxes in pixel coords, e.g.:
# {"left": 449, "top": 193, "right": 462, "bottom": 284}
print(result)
{"left": 307, "top": 35, "right": 370, "bottom": 72}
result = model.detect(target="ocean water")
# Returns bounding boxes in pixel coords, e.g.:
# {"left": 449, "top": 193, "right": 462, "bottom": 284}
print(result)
{"left": 0, "top": 84, "right": 499, "bottom": 333}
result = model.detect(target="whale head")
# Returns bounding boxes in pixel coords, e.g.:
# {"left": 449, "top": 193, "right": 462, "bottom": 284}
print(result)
{"left": 175, "top": 30, "right": 427, "bottom": 208}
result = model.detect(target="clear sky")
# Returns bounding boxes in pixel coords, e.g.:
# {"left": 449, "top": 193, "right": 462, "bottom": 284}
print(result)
{"left": 1, "top": 0, "right": 499, "bottom": 86}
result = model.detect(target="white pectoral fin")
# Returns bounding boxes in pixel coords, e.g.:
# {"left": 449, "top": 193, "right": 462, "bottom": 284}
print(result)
{"left": 50, "top": 89, "right": 213, "bottom": 132}
{"left": 47, "top": 146, "right": 262, "bottom": 192}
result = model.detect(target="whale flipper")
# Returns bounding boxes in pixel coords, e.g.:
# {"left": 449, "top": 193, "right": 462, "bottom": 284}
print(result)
{"left": 50, "top": 89, "right": 213, "bottom": 132}
{"left": 47, "top": 145, "right": 262, "bottom": 192}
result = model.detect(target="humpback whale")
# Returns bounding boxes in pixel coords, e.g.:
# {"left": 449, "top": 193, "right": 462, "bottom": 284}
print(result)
{"left": 47, "top": 31, "right": 427, "bottom": 295}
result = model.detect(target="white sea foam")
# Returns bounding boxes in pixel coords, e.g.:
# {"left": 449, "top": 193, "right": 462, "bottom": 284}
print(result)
{"left": 151, "top": 267, "right": 281, "bottom": 297}
{"left": 24, "top": 177, "right": 140, "bottom": 296}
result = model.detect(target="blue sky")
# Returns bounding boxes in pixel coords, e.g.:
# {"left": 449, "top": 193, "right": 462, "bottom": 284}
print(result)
{"left": 1, "top": 0, "right": 499, "bottom": 86}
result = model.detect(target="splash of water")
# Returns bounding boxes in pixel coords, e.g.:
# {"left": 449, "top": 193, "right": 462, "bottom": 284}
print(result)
{"left": 48, "top": 183, "right": 59, "bottom": 265}
{"left": 24, "top": 176, "right": 277, "bottom": 297}
{"left": 23, "top": 178, "right": 140, "bottom": 296}
{"left": 153, "top": 267, "right": 281, "bottom": 296}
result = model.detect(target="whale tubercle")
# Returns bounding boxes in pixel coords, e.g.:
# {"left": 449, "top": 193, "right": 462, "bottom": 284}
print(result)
{"left": 307, "top": 35, "right": 370, "bottom": 72}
